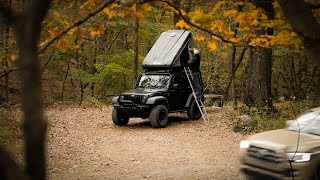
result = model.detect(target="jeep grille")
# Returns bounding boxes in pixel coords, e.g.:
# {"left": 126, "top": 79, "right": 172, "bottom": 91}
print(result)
{"left": 122, "top": 94, "right": 144, "bottom": 105}
{"left": 247, "top": 146, "right": 284, "bottom": 164}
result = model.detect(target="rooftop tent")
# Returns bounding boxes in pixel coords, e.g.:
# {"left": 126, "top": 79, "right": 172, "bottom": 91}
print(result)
{"left": 142, "top": 30, "right": 192, "bottom": 70}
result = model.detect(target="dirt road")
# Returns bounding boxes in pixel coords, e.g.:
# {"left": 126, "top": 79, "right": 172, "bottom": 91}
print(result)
{"left": 46, "top": 105, "right": 246, "bottom": 179}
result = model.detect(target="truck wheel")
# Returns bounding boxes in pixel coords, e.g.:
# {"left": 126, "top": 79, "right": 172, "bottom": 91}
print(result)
{"left": 150, "top": 105, "right": 169, "bottom": 128}
{"left": 112, "top": 108, "right": 129, "bottom": 126}
{"left": 187, "top": 100, "right": 202, "bottom": 120}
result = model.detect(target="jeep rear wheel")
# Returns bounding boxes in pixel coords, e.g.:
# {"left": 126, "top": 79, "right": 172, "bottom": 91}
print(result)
{"left": 112, "top": 108, "right": 129, "bottom": 126}
{"left": 150, "top": 105, "right": 169, "bottom": 128}
{"left": 187, "top": 99, "right": 202, "bottom": 120}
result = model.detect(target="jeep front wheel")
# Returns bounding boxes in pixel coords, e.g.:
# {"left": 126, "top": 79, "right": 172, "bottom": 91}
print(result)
{"left": 187, "top": 100, "right": 202, "bottom": 120}
{"left": 112, "top": 108, "right": 129, "bottom": 126}
{"left": 150, "top": 105, "right": 169, "bottom": 128}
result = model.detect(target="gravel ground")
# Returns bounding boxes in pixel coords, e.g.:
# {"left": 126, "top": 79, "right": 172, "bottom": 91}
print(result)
{"left": 46, "top": 105, "right": 246, "bottom": 180}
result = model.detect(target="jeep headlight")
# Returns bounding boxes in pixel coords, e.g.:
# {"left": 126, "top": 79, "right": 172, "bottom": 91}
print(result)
{"left": 286, "top": 153, "right": 311, "bottom": 163}
{"left": 240, "top": 140, "right": 250, "bottom": 149}
{"left": 141, "top": 95, "right": 148, "bottom": 104}
{"left": 119, "top": 95, "right": 124, "bottom": 101}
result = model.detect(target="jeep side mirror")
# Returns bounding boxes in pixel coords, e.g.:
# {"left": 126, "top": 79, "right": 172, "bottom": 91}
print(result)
{"left": 173, "top": 84, "right": 179, "bottom": 89}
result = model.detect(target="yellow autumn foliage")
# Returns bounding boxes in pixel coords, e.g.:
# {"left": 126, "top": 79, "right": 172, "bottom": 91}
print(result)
{"left": 175, "top": 20, "right": 190, "bottom": 29}
{"left": 194, "top": 35, "right": 205, "bottom": 41}
{"left": 89, "top": 24, "right": 105, "bottom": 36}
{"left": 224, "top": 9, "right": 238, "bottom": 18}
{"left": 208, "top": 41, "right": 217, "bottom": 52}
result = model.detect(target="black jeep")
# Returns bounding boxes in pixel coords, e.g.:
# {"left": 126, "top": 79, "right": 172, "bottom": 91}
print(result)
{"left": 112, "top": 30, "right": 203, "bottom": 128}
{"left": 112, "top": 70, "right": 202, "bottom": 128}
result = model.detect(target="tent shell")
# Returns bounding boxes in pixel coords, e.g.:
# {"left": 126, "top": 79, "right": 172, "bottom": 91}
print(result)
{"left": 142, "top": 30, "right": 192, "bottom": 70}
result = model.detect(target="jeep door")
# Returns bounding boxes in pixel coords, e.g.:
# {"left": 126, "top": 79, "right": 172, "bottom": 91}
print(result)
{"left": 179, "top": 74, "right": 192, "bottom": 108}
{"left": 167, "top": 74, "right": 190, "bottom": 111}
{"left": 166, "top": 75, "right": 182, "bottom": 111}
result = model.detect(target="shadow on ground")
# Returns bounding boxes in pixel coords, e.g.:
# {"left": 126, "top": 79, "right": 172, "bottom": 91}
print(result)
{"left": 126, "top": 115, "right": 193, "bottom": 128}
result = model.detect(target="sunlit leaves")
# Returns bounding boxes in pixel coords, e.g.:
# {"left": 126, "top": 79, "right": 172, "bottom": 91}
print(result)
{"left": 176, "top": 20, "right": 190, "bottom": 29}
{"left": 208, "top": 41, "right": 217, "bottom": 52}
{"left": 102, "top": 3, "right": 119, "bottom": 19}
{"left": 55, "top": 39, "right": 70, "bottom": 52}
{"left": 89, "top": 24, "right": 105, "bottom": 36}
{"left": 224, "top": 9, "right": 238, "bottom": 18}
{"left": 194, "top": 35, "right": 205, "bottom": 41}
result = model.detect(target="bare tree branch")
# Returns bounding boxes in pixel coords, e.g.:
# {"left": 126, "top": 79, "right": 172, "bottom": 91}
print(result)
{"left": 224, "top": 46, "right": 247, "bottom": 96}
{"left": 0, "top": 68, "right": 18, "bottom": 79}
{"left": 160, "top": 0, "right": 233, "bottom": 44}
{"left": 279, "top": 0, "right": 320, "bottom": 65}
{"left": 38, "top": 0, "right": 116, "bottom": 53}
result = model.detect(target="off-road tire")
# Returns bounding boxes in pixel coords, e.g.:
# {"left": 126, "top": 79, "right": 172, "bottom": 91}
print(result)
{"left": 150, "top": 105, "right": 169, "bottom": 128}
{"left": 187, "top": 99, "right": 202, "bottom": 120}
{"left": 112, "top": 108, "right": 129, "bottom": 126}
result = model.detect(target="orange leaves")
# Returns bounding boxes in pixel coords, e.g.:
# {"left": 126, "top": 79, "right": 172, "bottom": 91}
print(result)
{"left": 229, "top": 37, "right": 239, "bottom": 43}
{"left": 175, "top": 20, "right": 190, "bottom": 29}
{"left": 53, "top": 11, "right": 61, "bottom": 18}
{"left": 189, "top": 8, "right": 205, "bottom": 22}
{"left": 89, "top": 24, "right": 105, "bottom": 36}
{"left": 48, "top": 27, "right": 62, "bottom": 39}
{"left": 194, "top": 35, "right": 205, "bottom": 41}
{"left": 134, "top": 3, "right": 153, "bottom": 21}
{"left": 103, "top": 7, "right": 116, "bottom": 19}
{"left": 55, "top": 39, "right": 70, "bottom": 52}
{"left": 224, "top": 9, "right": 238, "bottom": 18}
{"left": 208, "top": 41, "right": 217, "bottom": 52}
{"left": 102, "top": 3, "right": 119, "bottom": 19}
{"left": 61, "top": 20, "right": 70, "bottom": 28}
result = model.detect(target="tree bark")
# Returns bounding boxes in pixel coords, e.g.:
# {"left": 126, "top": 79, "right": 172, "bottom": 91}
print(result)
{"left": 61, "top": 60, "right": 70, "bottom": 101}
{"left": 227, "top": 45, "right": 236, "bottom": 106}
{"left": 279, "top": 0, "right": 320, "bottom": 65}
{"left": 244, "top": 47, "right": 273, "bottom": 108}
{"left": 244, "top": 0, "right": 274, "bottom": 108}
{"left": 13, "top": 0, "right": 51, "bottom": 179}
{"left": 133, "top": 17, "right": 139, "bottom": 86}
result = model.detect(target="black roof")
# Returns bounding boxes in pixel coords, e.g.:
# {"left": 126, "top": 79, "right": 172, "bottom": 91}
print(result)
{"left": 142, "top": 30, "right": 192, "bottom": 70}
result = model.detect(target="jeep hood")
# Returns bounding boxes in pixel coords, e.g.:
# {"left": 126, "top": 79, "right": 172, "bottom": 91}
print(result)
{"left": 123, "top": 88, "right": 167, "bottom": 95}
{"left": 247, "top": 129, "right": 320, "bottom": 152}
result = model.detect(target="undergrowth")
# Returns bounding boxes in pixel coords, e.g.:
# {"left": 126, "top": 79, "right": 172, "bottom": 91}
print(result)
{"left": 0, "top": 107, "right": 23, "bottom": 152}
{"left": 228, "top": 98, "right": 320, "bottom": 133}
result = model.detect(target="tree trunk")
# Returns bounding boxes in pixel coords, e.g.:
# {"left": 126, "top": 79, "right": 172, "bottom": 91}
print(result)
{"left": 244, "top": 0, "right": 274, "bottom": 108}
{"left": 133, "top": 17, "right": 139, "bottom": 86}
{"left": 279, "top": 0, "right": 320, "bottom": 65}
{"left": 61, "top": 60, "right": 70, "bottom": 101}
{"left": 15, "top": 1, "right": 51, "bottom": 179}
{"left": 244, "top": 47, "right": 273, "bottom": 107}
{"left": 227, "top": 45, "right": 236, "bottom": 106}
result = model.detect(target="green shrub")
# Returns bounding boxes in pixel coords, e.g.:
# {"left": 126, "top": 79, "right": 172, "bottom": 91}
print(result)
{"left": 228, "top": 99, "right": 319, "bottom": 133}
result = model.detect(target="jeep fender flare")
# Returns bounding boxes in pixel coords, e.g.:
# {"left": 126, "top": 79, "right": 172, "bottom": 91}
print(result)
{"left": 146, "top": 96, "right": 169, "bottom": 109}
{"left": 185, "top": 94, "right": 194, "bottom": 108}
{"left": 112, "top": 96, "right": 119, "bottom": 105}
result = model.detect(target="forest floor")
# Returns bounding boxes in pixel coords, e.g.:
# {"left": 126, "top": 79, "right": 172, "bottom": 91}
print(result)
{"left": 45, "top": 105, "right": 247, "bottom": 180}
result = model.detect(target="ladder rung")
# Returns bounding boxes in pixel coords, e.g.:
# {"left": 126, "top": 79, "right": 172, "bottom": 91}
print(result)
{"left": 184, "top": 67, "right": 208, "bottom": 121}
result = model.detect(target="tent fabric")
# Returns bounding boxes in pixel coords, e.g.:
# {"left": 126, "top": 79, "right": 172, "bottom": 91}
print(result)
{"left": 142, "top": 30, "right": 192, "bottom": 70}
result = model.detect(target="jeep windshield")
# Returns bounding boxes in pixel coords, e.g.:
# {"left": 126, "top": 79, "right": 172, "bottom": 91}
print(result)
{"left": 288, "top": 111, "right": 320, "bottom": 136}
{"left": 137, "top": 74, "right": 170, "bottom": 89}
